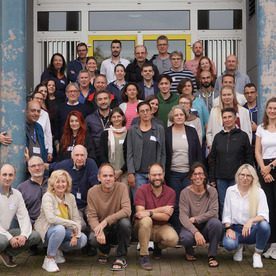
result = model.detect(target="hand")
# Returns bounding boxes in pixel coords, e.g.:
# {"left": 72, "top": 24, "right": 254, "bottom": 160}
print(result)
{"left": 225, "top": 229, "right": 236, "bottom": 239}
{"left": 69, "top": 236, "right": 78, "bottom": 247}
{"left": 96, "top": 232, "right": 106, "bottom": 244}
{"left": 128, "top": 174, "right": 135, "bottom": 188}
{"left": 251, "top": 121, "right": 257, "bottom": 132}
{"left": 162, "top": 205, "right": 174, "bottom": 216}
{"left": 47, "top": 153, "right": 53, "bottom": 162}
{"left": 9, "top": 237, "right": 19, "bottom": 248}
{"left": 24, "top": 147, "right": 30, "bottom": 163}
{"left": 135, "top": 211, "right": 151, "bottom": 219}
{"left": 208, "top": 146, "right": 212, "bottom": 152}
{"left": 70, "top": 70, "right": 76, "bottom": 74}
{"left": 56, "top": 143, "right": 60, "bottom": 153}
{"left": 0, "top": 132, "right": 12, "bottom": 145}
{"left": 94, "top": 220, "right": 107, "bottom": 237}
{"left": 114, "top": 170, "right": 123, "bottom": 181}
{"left": 210, "top": 182, "right": 216, "bottom": 187}
{"left": 15, "top": 235, "right": 26, "bottom": 247}
{"left": 194, "top": 231, "right": 206, "bottom": 247}
{"left": 73, "top": 226, "right": 79, "bottom": 237}
{"left": 242, "top": 219, "right": 253, "bottom": 237}
{"left": 261, "top": 165, "right": 271, "bottom": 177}
{"left": 189, "top": 217, "right": 195, "bottom": 224}
{"left": 264, "top": 173, "right": 274, "bottom": 183}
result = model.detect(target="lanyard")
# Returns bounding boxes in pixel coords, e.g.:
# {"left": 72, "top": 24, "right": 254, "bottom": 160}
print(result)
{"left": 26, "top": 123, "right": 36, "bottom": 143}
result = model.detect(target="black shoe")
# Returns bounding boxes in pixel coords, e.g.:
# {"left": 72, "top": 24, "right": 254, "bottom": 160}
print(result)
{"left": 28, "top": 245, "right": 39, "bottom": 256}
{"left": 152, "top": 243, "right": 162, "bottom": 260}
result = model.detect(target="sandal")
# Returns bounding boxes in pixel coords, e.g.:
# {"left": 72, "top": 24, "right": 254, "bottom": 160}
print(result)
{"left": 110, "top": 259, "right": 127, "bottom": 271}
{"left": 185, "top": 254, "right": 196, "bottom": 261}
{"left": 98, "top": 255, "right": 109, "bottom": 264}
{"left": 208, "top": 255, "right": 219, "bottom": 267}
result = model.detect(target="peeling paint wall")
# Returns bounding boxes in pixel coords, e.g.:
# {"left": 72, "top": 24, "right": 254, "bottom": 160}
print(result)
{"left": 0, "top": 0, "right": 26, "bottom": 187}
{"left": 257, "top": 0, "right": 276, "bottom": 122}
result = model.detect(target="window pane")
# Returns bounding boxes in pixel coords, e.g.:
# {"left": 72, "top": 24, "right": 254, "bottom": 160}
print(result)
{"left": 198, "top": 10, "right": 242, "bottom": 30}
{"left": 38, "top": 12, "right": 81, "bottom": 31}
{"left": 89, "top": 11, "right": 190, "bottom": 31}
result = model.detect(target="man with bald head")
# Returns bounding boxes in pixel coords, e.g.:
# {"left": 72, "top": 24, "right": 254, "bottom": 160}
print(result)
{"left": 26, "top": 101, "right": 47, "bottom": 162}
{"left": 126, "top": 45, "right": 159, "bottom": 83}
{"left": 0, "top": 164, "right": 40, "bottom": 267}
{"left": 214, "top": 54, "right": 250, "bottom": 94}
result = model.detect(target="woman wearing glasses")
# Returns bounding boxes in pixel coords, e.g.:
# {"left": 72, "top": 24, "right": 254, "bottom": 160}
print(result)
{"left": 222, "top": 164, "right": 270, "bottom": 268}
{"left": 179, "top": 162, "right": 222, "bottom": 267}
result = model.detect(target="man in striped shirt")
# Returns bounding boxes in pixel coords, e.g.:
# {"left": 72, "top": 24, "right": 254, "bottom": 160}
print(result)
{"left": 163, "top": 51, "right": 197, "bottom": 93}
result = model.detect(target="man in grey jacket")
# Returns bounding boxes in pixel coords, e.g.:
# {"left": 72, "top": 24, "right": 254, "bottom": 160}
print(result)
{"left": 127, "top": 102, "right": 166, "bottom": 198}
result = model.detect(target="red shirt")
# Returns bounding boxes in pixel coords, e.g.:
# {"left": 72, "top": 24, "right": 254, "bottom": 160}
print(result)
{"left": 134, "top": 183, "right": 176, "bottom": 225}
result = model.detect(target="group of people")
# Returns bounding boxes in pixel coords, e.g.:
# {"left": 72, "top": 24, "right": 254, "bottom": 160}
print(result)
{"left": 0, "top": 35, "right": 276, "bottom": 273}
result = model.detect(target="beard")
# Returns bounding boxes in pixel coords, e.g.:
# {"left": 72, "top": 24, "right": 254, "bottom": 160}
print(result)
{"left": 150, "top": 179, "right": 165, "bottom": 188}
{"left": 201, "top": 81, "right": 212, "bottom": 88}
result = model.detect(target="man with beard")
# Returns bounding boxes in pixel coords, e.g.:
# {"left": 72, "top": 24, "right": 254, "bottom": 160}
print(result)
{"left": 194, "top": 70, "right": 220, "bottom": 113}
{"left": 100, "top": 40, "right": 130, "bottom": 84}
{"left": 17, "top": 156, "right": 48, "bottom": 255}
{"left": 133, "top": 163, "right": 178, "bottom": 271}
{"left": 85, "top": 90, "right": 112, "bottom": 162}
{"left": 184, "top": 41, "right": 216, "bottom": 77}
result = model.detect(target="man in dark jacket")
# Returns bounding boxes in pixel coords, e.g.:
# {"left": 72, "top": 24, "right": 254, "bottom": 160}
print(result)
{"left": 126, "top": 45, "right": 159, "bottom": 83}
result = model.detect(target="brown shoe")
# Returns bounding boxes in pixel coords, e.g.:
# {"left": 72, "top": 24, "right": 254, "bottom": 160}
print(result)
{"left": 0, "top": 252, "right": 17, "bottom": 267}
{"left": 139, "top": 255, "right": 152, "bottom": 271}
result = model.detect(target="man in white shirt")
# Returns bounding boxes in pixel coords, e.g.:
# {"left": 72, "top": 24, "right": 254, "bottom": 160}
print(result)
{"left": 100, "top": 40, "right": 130, "bottom": 83}
{"left": 0, "top": 164, "right": 40, "bottom": 267}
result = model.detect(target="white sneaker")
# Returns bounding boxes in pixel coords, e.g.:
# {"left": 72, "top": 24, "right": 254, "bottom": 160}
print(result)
{"left": 233, "top": 245, "right": 243, "bottom": 262}
{"left": 263, "top": 245, "right": 276, "bottom": 259}
{"left": 136, "top": 242, "right": 155, "bottom": 251}
{"left": 253, "top": 253, "right": 263, "bottom": 268}
{"left": 42, "top": 257, "right": 60, "bottom": 272}
{"left": 55, "top": 250, "right": 66, "bottom": 264}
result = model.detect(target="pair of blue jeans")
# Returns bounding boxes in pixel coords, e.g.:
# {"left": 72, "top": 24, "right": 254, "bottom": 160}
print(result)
{"left": 223, "top": 221, "right": 271, "bottom": 252}
{"left": 131, "top": 173, "right": 149, "bottom": 199}
{"left": 216, "top": 178, "right": 235, "bottom": 218}
{"left": 45, "top": 225, "right": 87, "bottom": 256}
{"left": 168, "top": 171, "right": 190, "bottom": 234}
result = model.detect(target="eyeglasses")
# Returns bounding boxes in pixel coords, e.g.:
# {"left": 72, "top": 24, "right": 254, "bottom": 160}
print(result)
{"left": 239, "top": 173, "right": 253, "bottom": 179}
{"left": 67, "top": 90, "right": 79, "bottom": 94}
{"left": 139, "top": 109, "right": 151, "bottom": 114}
{"left": 193, "top": 172, "right": 204, "bottom": 177}
{"left": 149, "top": 173, "right": 163, "bottom": 177}
{"left": 34, "top": 97, "right": 43, "bottom": 101}
{"left": 29, "top": 163, "right": 44, "bottom": 169}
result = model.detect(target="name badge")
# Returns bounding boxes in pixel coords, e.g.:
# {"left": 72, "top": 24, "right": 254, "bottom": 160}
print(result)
{"left": 76, "top": 192, "right": 81, "bottom": 199}
{"left": 60, "top": 80, "right": 65, "bottom": 84}
{"left": 33, "top": 147, "right": 41, "bottom": 154}
{"left": 119, "top": 139, "right": 124, "bottom": 144}
{"left": 67, "top": 146, "right": 74, "bottom": 152}
{"left": 150, "top": 136, "right": 157, "bottom": 142}
{"left": 9, "top": 204, "right": 16, "bottom": 210}
{"left": 182, "top": 134, "right": 187, "bottom": 139}
{"left": 56, "top": 209, "right": 61, "bottom": 215}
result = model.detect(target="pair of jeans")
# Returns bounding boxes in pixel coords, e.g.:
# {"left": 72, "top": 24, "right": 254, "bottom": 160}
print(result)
{"left": 223, "top": 221, "right": 271, "bottom": 253}
{"left": 216, "top": 178, "right": 235, "bottom": 218}
{"left": 131, "top": 173, "right": 149, "bottom": 199}
{"left": 45, "top": 225, "right": 87, "bottom": 256}
{"left": 89, "top": 218, "right": 132, "bottom": 260}
{"left": 168, "top": 171, "right": 190, "bottom": 234}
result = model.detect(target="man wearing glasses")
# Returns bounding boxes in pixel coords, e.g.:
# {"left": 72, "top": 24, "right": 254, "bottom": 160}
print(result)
{"left": 67, "top": 42, "right": 88, "bottom": 82}
{"left": 150, "top": 35, "right": 171, "bottom": 74}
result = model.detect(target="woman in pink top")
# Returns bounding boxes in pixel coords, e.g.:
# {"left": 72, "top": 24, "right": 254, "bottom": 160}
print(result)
{"left": 119, "top": 82, "right": 142, "bottom": 129}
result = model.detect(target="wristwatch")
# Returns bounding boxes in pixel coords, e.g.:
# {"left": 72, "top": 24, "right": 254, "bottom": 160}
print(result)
{"left": 149, "top": 211, "right": 153, "bottom": 217}
{"left": 270, "top": 163, "right": 275, "bottom": 170}
{"left": 225, "top": 225, "right": 232, "bottom": 231}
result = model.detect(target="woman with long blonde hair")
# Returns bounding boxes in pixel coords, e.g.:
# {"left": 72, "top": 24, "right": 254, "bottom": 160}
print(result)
{"left": 222, "top": 164, "right": 270, "bottom": 269}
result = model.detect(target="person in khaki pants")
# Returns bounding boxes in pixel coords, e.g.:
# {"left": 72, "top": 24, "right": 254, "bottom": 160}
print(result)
{"left": 133, "top": 163, "right": 179, "bottom": 271}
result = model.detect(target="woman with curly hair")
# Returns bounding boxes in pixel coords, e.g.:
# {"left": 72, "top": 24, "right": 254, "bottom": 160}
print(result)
{"left": 41, "top": 53, "right": 68, "bottom": 100}
{"left": 195, "top": 56, "right": 216, "bottom": 87}
{"left": 57, "top": 111, "right": 96, "bottom": 162}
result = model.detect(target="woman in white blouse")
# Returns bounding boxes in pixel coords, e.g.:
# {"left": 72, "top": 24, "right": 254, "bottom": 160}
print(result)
{"left": 222, "top": 164, "right": 270, "bottom": 269}
{"left": 255, "top": 97, "right": 276, "bottom": 259}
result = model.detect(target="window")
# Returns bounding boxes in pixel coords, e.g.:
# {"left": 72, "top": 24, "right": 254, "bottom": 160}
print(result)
{"left": 198, "top": 10, "right": 242, "bottom": 30}
{"left": 89, "top": 11, "right": 190, "bottom": 31}
{"left": 38, "top": 11, "right": 81, "bottom": 31}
